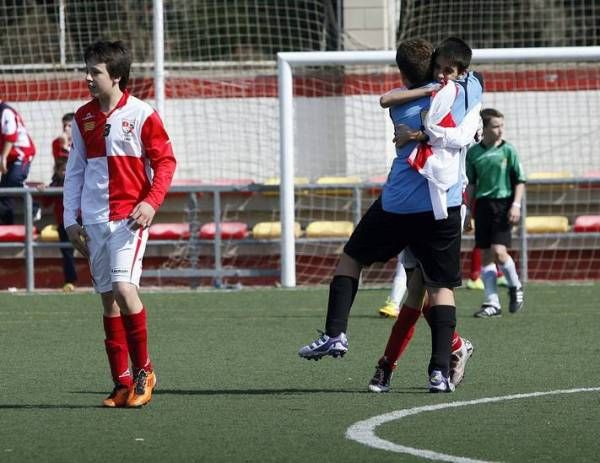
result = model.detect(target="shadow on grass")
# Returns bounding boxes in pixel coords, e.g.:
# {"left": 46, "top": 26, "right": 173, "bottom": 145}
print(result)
{"left": 70, "top": 387, "right": 426, "bottom": 396}
{"left": 0, "top": 404, "right": 102, "bottom": 410}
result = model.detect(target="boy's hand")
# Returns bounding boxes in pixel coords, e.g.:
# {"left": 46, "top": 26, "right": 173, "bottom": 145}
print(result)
{"left": 128, "top": 201, "right": 156, "bottom": 229}
{"left": 393, "top": 124, "right": 423, "bottom": 148}
{"left": 65, "top": 224, "right": 89, "bottom": 258}
{"left": 508, "top": 204, "right": 521, "bottom": 224}
{"left": 463, "top": 206, "right": 473, "bottom": 232}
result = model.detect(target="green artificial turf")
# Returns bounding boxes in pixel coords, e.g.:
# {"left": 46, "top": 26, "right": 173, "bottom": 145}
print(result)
{"left": 0, "top": 283, "right": 599, "bottom": 462}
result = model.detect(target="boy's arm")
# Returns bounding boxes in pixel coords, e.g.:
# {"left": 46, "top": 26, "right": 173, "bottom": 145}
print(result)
{"left": 509, "top": 182, "right": 525, "bottom": 224}
{"left": 63, "top": 119, "right": 89, "bottom": 258}
{"left": 129, "top": 111, "right": 176, "bottom": 229}
{"left": 63, "top": 120, "right": 86, "bottom": 229}
{"left": 425, "top": 102, "right": 482, "bottom": 149}
{"left": 0, "top": 109, "right": 17, "bottom": 174}
{"left": 508, "top": 145, "right": 527, "bottom": 224}
{"left": 380, "top": 86, "right": 435, "bottom": 108}
{"left": 0, "top": 141, "right": 13, "bottom": 174}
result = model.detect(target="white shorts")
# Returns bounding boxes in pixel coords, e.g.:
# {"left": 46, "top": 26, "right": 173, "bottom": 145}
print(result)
{"left": 85, "top": 220, "right": 149, "bottom": 293}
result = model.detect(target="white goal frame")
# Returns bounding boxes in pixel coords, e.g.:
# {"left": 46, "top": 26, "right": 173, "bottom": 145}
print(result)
{"left": 277, "top": 46, "right": 600, "bottom": 287}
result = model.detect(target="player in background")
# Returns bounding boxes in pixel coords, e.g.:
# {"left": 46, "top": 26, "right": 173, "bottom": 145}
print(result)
{"left": 52, "top": 112, "right": 74, "bottom": 162}
{"left": 0, "top": 100, "right": 36, "bottom": 224}
{"left": 39, "top": 157, "right": 78, "bottom": 292}
{"left": 368, "top": 38, "right": 480, "bottom": 393}
{"left": 299, "top": 38, "right": 476, "bottom": 392}
{"left": 63, "top": 40, "right": 176, "bottom": 407}
{"left": 467, "top": 108, "right": 526, "bottom": 318}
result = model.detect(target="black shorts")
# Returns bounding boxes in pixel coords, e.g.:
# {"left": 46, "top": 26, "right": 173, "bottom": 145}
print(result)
{"left": 474, "top": 197, "right": 512, "bottom": 248}
{"left": 343, "top": 197, "right": 462, "bottom": 288}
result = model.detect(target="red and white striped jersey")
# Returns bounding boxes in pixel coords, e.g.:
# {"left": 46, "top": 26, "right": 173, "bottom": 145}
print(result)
{"left": 0, "top": 101, "right": 36, "bottom": 164}
{"left": 63, "top": 91, "right": 176, "bottom": 227}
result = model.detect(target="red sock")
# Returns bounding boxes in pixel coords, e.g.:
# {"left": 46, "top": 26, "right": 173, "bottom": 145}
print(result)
{"left": 103, "top": 315, "right": 132, "bottom": 387}
{"left": 383, "top": 305, "right": 421, "bottom": 365}
{"left": 470, "top": 247, "right": 482, "bottom": 281}
{"left": 451, "top": 331, "right": 462, "bottom": 351}
{"left": 122, "top": 308, "right": 153, "bottom": 374}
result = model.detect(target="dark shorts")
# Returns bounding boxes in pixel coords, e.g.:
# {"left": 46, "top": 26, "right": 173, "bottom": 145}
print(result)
{"left": 343, "top": 197, "right": 462, "bottom": 288}
{"left": 474, "top": 197, "right": 512, "bottom": 248}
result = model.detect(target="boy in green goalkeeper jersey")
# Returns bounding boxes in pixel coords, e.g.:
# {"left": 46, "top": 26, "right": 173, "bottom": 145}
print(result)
{"left": 466, "top": 108, "right": 526, "bottom": 317}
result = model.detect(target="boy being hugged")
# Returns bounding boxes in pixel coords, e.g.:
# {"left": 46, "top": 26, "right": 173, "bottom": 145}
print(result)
{"left": 64, "top": 40, "right": 176, "bottom": 407}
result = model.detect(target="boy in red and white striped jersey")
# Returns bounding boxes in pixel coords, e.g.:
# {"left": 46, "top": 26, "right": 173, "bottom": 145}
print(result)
{"left": 64, "top": 40, "right": 176, "bottom": 408}
{"left": 0, "top": 100, "right": 36, "bottom": 224}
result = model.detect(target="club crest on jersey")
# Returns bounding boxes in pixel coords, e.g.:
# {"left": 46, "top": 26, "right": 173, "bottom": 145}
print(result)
{"left": 121, "top": 119, "right": 135, "bottom": 141}
{"left": 83, "top": 121, "right": 96, "bottom": 132}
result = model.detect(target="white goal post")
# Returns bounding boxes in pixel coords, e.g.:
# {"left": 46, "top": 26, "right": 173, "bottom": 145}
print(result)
{"left": 277, "top": 46, "right": 600, "bottom": 287}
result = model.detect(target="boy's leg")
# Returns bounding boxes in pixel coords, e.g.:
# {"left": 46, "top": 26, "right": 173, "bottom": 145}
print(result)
{"left": 378, "top": 252, "right": 407, "bottom": 317}
{"left": 85, "top": 222, "right": 132, "bottom": 406}
{"left": 410, "top": 206, "right": 462, "bottom": 392}
{"left": 101, "top": 292, "right": 132, "bottom": 408}
{"left": 299, "top": 197, "right": 408, "bottom": 361}
{"left": 494, "top": 244, "right": 524, "bottom": 313}
{"left": 466, "top": 247, "right": 484, "bottom": 289}
{"left": 0, "top": 163, "right": 27, "bottom": 225}
{"left": 381, "top": 266, "right": 425, "bottom": 364}
{"left": 109, "top": 220, "right": 155, "bottom": 407}
{"left": 58, "top": 224, "right": 77, "bottom": 286}
{"left": 475, "top": 257, "right": 502, "bottom": 317}
{"left": 325, "top": 253, "right": 361, "bottom": 337}
{"left": 473, "top": 199, "right": 502, "bottom": 317}
{"left": 298, "top": 254, "right": 359, "bottom": 360}
{"left": 426, "top": 288, "right": 456, "bottom": 386}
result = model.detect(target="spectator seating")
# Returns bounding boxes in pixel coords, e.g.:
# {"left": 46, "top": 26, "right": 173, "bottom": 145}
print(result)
{"left": 199, "top": 222, "right": 249, "bottom": 240}
{"left": 210, "top": 178, "right": 255, "bottom": 197}
{"left": 305, "top": 221, "right": 353, "bottom": 238}
{"left": 261, "top": 177, "right": 309, "bottom": 196}
{"left": 39, "top": 224, "right": 60, "bottom": 242}
{"left": 527, "top": 171, "right": 574, "bottom": 191}
{"left": 0, "top": 225, "right": 36, "bottom": 242}
{"left": 525, "top": 216, "right": 569, "bottom": 233}
{"left": 573, "top": 215, "right": 600, "bottom": 233}
{"left": 148, "top": 223, "right": 191, "bottom": 240}
{"left": 315, "top": 176, "right": 361, "bottom": 196}
{"left": 252, "top": 221, "right": 302, "bottom": 239}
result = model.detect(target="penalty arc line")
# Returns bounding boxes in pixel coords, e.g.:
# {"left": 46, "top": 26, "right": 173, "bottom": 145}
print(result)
{"left": 346, "top": 386, "right": 600, "bottom": 463}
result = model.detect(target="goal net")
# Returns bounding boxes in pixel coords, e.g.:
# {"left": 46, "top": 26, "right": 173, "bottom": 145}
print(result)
{"left": 1, "top": 0, "right": 599, "bottom": 289}
{"left": 280, "top": 48, "right": 600, "bottom": 286}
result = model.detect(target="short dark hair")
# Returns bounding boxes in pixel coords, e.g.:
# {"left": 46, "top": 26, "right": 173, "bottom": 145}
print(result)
{"left": 395, "top": 39, "right": 434, "bottom": 88}
{"left": 433, "top": 37, "right": 472, "bottom": 74}
{"left": 62, "top": 112, "right": 74, "bottom": 124}
{"left": 84, "top": 40, "right": 131, "bottom": 91}
{"left": 480, "top": 107, "right": 504, "bottom": 127}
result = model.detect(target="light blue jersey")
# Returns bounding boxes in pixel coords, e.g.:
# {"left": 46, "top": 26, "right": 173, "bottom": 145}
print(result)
{"left": 382, "top": 72, "right": 483, "bottom": 214}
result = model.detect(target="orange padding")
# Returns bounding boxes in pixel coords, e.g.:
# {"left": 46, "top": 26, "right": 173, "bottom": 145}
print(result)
{"left": 199, "top": 222, "right": 249, "bottom": 239}
{"left": 574, "top": 216, "right": 600, "bottom": 233}
{"left": 148, "top": 223, "right": 191, "bottom": 240}
{"left": 0, "top": 225, "right": 37, "bottom": 242}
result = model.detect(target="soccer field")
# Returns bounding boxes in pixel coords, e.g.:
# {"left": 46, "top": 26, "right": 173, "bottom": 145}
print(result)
{"left": 1, "top": 284, "right": 599, "bottom": 463}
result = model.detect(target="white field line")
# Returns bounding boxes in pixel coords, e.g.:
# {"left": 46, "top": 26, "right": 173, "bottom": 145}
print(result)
{"left": 346, "top": 387, "right": 600, "bottom": 463}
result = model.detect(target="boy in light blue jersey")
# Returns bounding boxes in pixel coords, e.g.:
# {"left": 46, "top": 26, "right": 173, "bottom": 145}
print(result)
{"left": 298, "top": 38, "right": 480, "bottom": 392}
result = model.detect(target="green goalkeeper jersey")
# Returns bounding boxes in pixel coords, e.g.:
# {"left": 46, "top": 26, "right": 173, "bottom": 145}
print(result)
{"left": 466, "top": 140, "right": 526, "bottom": 199}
